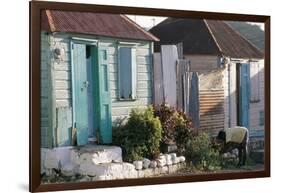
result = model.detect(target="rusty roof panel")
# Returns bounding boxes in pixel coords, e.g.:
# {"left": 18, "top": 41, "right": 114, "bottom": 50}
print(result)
{"left": 41, "top": 10, "right": 158, "bottom": 41}
{"left": 205, "top": 20, "right": 263, "bottom": 59}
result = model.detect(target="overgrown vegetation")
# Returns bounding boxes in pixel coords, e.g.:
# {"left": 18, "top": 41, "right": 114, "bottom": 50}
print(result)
{"left": 113, "top": 104, "right": 225, "bottom": 171}
{"left": 112, "top": 106, "right": 162, "bottom": 162}
{"left": 185, "top": 132, "right": 221, "bottom": 170}
{"left": 154, "top": 104, "right": 193, "bottom": 154}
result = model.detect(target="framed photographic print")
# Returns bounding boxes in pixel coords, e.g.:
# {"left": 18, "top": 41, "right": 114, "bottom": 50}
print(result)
{"left": 29, "top": 0, "right": 270, "bottom": 192}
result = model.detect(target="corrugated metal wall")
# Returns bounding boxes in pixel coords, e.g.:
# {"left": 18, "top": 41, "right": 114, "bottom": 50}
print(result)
{"left": 199, "top": 89, "right": 225, "bottom": 136}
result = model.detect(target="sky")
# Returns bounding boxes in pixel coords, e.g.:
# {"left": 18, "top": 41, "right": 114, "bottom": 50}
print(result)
{"left": 127, "top": 15, "right": 264, "bottom": 31}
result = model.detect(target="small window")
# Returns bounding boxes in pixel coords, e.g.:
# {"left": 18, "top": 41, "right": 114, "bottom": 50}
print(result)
{"left": 118, "top": 46, "right": 137, "bottom": 100}
{"left": 259, "top": 111, "right": 264, "bottom": 126}
{"left": 250, "top": 62, "right": 260, "bottom": 103}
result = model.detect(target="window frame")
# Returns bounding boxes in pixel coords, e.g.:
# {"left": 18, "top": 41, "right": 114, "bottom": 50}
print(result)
{"left": 117, "top": 42, "right": 138, "bottom": 101}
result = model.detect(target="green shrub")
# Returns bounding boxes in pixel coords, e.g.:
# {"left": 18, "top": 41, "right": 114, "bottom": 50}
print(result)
{"left": 154, "top": 103, "right": 193, "bottom": 154}
{"left": 113, "top": 106, "right": 162, "bottom": 162}
{"left": 185, "top": 132, "right": 221, "bottom": 170}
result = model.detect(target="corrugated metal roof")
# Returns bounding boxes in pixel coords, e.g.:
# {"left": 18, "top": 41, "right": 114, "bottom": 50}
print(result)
{"left": 41, "top": 10, "right": 159, "bottom": 41}
{"left": 150, "top": 18, "right": 263, "bottom": 59}
{"left": 205, "top": 20, "right": 263, "bottom": 59}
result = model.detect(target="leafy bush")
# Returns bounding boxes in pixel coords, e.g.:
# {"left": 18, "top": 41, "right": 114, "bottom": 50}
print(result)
{"left": 113, "top": 106, "right": 162, "bottom": 162}
{"left": 185, "top": 132, "right": 221, "bottom": 170}
{"left": 154, "top": 103, "right": 193, "bottom": 154}
{"left": 154, "top": 104, "right": 176, "bottom": 144}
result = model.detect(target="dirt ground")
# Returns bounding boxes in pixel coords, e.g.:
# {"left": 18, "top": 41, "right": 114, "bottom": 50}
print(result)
{"left": 41, "top": 163, "right": 264, "bottom": 184}
{"left": 163, "top": 163, "right": 264, "bottom": 177}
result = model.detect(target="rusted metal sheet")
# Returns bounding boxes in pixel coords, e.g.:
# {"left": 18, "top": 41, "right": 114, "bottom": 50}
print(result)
{"left": 41, "top": 10, "right": 159, "bottom": 41}
{"left": 199, "top": 89, "right": 225, "bottom": 136}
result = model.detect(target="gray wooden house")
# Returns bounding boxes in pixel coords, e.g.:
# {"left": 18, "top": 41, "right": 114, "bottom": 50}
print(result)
{"left": 150, "top": 18, "right": 264, "bottom": 148}
{"left": 41, "top": 10, "right": 158, "bottom": 148}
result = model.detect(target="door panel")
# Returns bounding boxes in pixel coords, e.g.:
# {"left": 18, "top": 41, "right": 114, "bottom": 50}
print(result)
{"left": 72, "top": 43, "right": 88, "bottom": 146}
{"left": 98, "top": 46, "right": 112, "bottom": 143}
{"left": 239, "top": 63, "right": 250, "bottom": 128}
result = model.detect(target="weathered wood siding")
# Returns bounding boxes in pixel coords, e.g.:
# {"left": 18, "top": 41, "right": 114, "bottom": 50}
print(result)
{"left": 44, "top": 32, "right": 153, "bottom": 132}
{"left": 184, "top": 54, "right": 220, "bottom": 73}
{"left": 41, "top": 32, "right": 53, "bottom": 147}
{"left": 161, "top": 45, "right": 178, "bottom": 108}
{"left": 153, "top": 53, "right": 164, "bottom": 106}
{"left": 249, "top": 60, "right": 264, "bottom": 137}
{"left": 111, "top": 41, "right": 153, "bottom": 123}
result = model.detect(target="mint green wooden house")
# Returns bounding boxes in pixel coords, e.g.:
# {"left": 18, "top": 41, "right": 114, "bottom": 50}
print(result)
{"left": 40, "top": 10, "right": 159, "bottom": 148}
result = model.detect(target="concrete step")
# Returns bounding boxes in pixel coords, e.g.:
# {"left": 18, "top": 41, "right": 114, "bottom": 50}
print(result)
{"left": 79, "top": 162, "right": 137, "bottom": 180}
{"left": 41, "top": 145, "right": 122, "bottom": 175}
{"left": 71, "top": 144, "right": 123, "bottom": 165}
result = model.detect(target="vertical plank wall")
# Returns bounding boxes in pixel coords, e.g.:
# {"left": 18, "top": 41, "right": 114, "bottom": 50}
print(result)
{"left": 40, "top": 32, "right": 53, "bottom": 147}
{"left": 249, "top": 60, "right": 265, "bottom": 136}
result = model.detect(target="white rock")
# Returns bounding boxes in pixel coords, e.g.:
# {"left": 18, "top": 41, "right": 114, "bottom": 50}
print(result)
{"left": 161, "top": 166, "right": 168, "bottom": 174}
{"left": 79, "top": 163, "right": 107, "bottom": 176}
{"left": 173, "top": 157, "right": 181, "bottom": 164}
{"left": 170, "top": 153, "right": 177, "bottom": 162}
{"left": 156, "top": 155, "right": 166, "bottom": 167}
{"left": 168, "top": 164, "right": 178, "bottom": 173}
{"left": 149, "top": 160, "right": 157, "bottom": 168}
{"left": 61, "top": 163, "right": 78, "bottom": 177}
{"left": 43, "top": 147, "right": 74, "bottom": 170}
{"left": 165, "top": 154, "right": 173, "bottom": 165}
{"left": 44, "top": 149, "right": 59, "bottom": 169}
{"left": 41, "top": 149, "right": 48, "bottom": 174}
{"left": 70, "top": 150, "right": 80, "bottom": 165}
{"left": 91, "top": 146, "right": 122, "bottom": 164}
{"left": 96, "top": 175, "right": 107, "bottom": 181}
{"left": 179, "top": 156, "right": 186, "bottom": 162}
{"left": 143, "top": 168, "right": 154, "bottom": 177}
{"left": 45, "top": 169, "right": 54, "bottom": 176}
{"left": 79, "top": 162, "right": 137, "bottom": 179}
{"left": 142, "top": 158, "right": 151, "bottom": 169}
{"left": 78, "top": 145, "right": 122, "bottom": 165}
{"left": 133, "top": 161, "right": 143, "bottom": 170}
{"left": 122, "top": 163, "right": 138, "bottom": 179}
{"left": 79, "top": 176, "right": 91, "bottom": 182}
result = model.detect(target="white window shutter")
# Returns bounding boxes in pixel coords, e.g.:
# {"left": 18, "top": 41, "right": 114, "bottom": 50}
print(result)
{"left": 250, "top": 62, "right": 260, "bottom": 102}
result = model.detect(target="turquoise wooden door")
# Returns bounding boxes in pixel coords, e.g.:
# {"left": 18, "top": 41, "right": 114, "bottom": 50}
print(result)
{"left": 239, "top": 63, "right": 250, "bottom": 128}
{"left": 98, "top": 46, "right": 112, "bottom": 143}
{"left": 72, "top": 43, "right": 88, "bottom": 146}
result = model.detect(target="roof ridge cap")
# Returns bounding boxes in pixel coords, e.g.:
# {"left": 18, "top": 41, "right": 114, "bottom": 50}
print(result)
{"left": 120, "top": 15, "right": 159, "bottom": 41}
{"left": 45, "top": 10, "right": 56, "bottom": 32}
{"left": 203, "top": 19, "right": 223, "bottom": 56}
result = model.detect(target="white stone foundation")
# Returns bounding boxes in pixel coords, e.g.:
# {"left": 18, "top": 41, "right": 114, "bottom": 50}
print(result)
{"left": 41, "top": 145, "right": 186, "bottom": 180}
